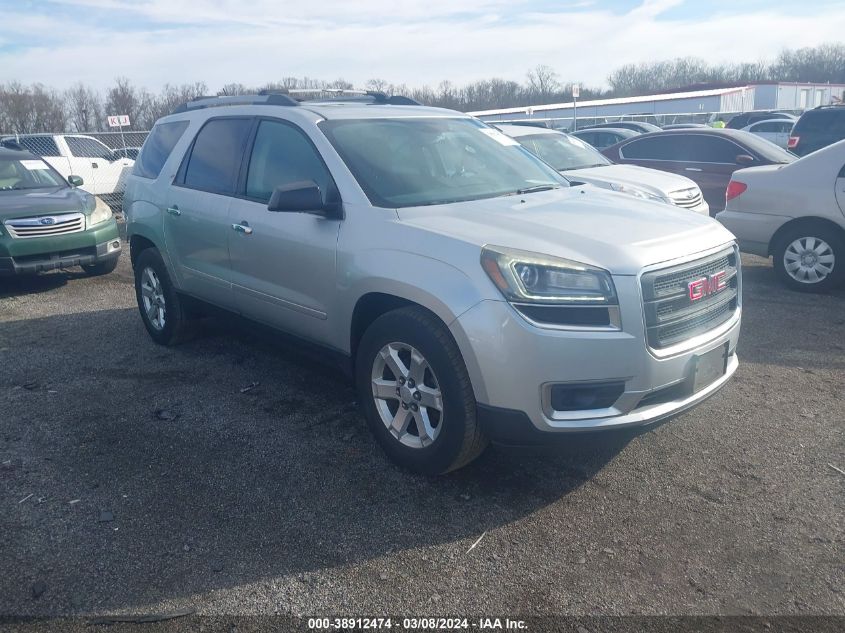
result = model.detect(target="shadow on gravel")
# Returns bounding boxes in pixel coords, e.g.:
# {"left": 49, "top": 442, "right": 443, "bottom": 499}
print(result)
{"left": 2, "top": 305, "right": 637, "bottom": 615}
{"left": 0, "top": 270, "right": 90, "bottom": 298}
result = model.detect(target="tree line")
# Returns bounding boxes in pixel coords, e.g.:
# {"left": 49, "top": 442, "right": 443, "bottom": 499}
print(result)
{"left": 1, "top": 43, "right": 842, "bottom": 134}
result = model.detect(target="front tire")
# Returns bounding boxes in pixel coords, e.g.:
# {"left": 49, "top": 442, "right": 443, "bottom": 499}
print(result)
{"left": 133, "top": 248, "right": 197, "bottom": 345}
{"left": 355, "top": 306, "right": 487, "bottom": 475}
{"left": 773, "top": 224, "right": 844, "bottom": 292}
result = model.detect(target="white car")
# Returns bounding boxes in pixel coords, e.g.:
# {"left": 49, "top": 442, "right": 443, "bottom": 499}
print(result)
{"left": 0, "top": 134, "right": 133, "bottom": 201}
{"left": 741, "top": 118, "right": 796, "bottom": 149}
{"left": 498, "top": 124, "right": 710, "bottom": 215}
{"left": 717, "top": 138, "right": 845, "bottom": 292}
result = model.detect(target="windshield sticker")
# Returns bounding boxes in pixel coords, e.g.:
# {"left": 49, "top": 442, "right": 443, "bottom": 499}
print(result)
{"left": 20, "top": 160, "right": 50, "bottom": 171}
{"left": 479, "top": 128, "right": 520, "bottom": 146}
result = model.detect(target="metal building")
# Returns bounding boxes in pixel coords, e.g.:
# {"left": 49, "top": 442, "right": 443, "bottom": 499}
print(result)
{"left": 469, "top": 82, "right": 845, "bottom": 129}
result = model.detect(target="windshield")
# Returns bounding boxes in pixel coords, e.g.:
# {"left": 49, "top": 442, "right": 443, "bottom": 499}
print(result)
{"left": 319, "top": 117, "right": 566, "bottom": 208}
{"left": 0, "top": 157, "right": 66, "bottom": 191}
{"left": 516, "top": 133, "right": 611, "bottom": 171}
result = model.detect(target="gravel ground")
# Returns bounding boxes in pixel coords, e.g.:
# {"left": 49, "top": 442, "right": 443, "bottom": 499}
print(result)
{"left": 0, "top": 252, "right": 843, "bottom": 621}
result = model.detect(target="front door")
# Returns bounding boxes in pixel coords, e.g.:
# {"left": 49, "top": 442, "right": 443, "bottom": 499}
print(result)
{"left": 228, "top": 118, "right": 341, "bottom": 342}
{"left": 163, "top": 116, "right": 254, "bottom": 306}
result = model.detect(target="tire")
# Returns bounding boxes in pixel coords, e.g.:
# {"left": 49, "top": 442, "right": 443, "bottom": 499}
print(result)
{"left": 355, "top": 306, "right": 488, "bottom": 475}
{"left": 133, "top": 248, "right": 197, "bottom": 345}
{"left": 772, "top": 223, "right": 845, "bottom": 293}
{"left": 81, "top": 257, "right": 119, "bottom": 277}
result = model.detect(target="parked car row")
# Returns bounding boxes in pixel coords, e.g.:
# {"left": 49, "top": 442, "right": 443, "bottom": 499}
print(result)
{"left": 3, "top": 90, "right": 842, "bottom": 474}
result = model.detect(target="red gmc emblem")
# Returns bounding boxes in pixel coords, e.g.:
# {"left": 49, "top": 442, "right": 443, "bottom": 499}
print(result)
{"left": 688, "top": 271, "right": 727, "bottom": 301}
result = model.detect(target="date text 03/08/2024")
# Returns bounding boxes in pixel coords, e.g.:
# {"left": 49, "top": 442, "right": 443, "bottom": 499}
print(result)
{"left": 307, "top": 617, "right": 528, "bottom": 630}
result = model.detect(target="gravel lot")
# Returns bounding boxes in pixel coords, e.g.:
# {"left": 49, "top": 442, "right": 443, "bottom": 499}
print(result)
{"left": 1, "top": 251, "right": 843, "bottom": 621}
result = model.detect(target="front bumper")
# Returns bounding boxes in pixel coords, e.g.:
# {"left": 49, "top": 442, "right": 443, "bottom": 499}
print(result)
{"left": 450, "top": 274, "right": 741, "bottom": 438}
{"left": 0, "top": 219, "right": 121, "bottom": 275}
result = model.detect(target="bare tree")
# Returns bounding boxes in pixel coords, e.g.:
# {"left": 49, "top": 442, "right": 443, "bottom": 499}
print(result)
{"left": 526, "top": 64, "right": 560, "bottom": 102}
{"left": 105, "top": 77, "right": 152, "bottom": 131}
{"left": 146, "top": 82, "right": 208, "bottom": 124}
{"left": 65, "top": 83, "right": 103, "bottom": 132}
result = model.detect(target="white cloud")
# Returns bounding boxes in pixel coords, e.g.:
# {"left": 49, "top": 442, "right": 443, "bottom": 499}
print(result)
{"left": 1, "top": 1, "right": 844, "bottom": 92}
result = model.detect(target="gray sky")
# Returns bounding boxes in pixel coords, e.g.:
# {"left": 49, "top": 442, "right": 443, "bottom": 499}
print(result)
{"left": 2, "top": 0, "right": 844, "bottom": 91}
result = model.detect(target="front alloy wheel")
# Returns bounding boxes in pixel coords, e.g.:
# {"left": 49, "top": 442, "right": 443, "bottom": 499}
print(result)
{"left": 371, "top": 342, "right": 444, "bottom": 449}
{"left": 355, "top": 306, "right": 487, "bottom": 474}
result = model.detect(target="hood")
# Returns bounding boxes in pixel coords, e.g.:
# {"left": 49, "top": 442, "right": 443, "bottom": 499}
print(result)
{"left": 564, "top": 164, "right": 699, "bottom": 197}
{"left": 397, "top": 186, "right": 734, "bottom": 275}
{"left": 0, "top": 187, "right": 87, "bottom": 220}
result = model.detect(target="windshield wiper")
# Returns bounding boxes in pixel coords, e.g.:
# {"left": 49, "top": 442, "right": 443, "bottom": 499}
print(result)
{"left": 515, "top": 184, "right": 558, "bottom": 195}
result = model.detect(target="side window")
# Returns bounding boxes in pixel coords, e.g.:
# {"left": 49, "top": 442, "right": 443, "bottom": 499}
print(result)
{"left": 17, "top": 136, "right": 60, "bottom": 157}
{"left": 752, "top": 122, "right": 774, "bottom": 133}
{"left": 680, "top": 136, "right": 742, "bottom": 163}
{"left": 620, "top": 136, "right": 681, "bottom": 160}
{"left": 245, "top": 119, "right": 333, "bottom": 203}
{"left": 181, "top": 118, "right": 253, "bottom": 195}
{"left": 65, "top": 137, "right": 112, "bottom": 159}
{"left": 134, "top": 120, "right": 189, "bottom": 179}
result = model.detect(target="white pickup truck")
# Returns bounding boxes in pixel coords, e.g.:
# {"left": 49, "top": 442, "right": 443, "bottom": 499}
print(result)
{"left": 0, "top": 134, "right": 134, "bottom": 206}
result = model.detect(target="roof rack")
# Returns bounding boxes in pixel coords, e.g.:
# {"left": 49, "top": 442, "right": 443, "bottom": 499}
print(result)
{"left": 171, "top": 93, "right": 299, "bottom": 114}
{"left": 290, "top": 88, "right": 422, "bottom": 106}
{"left": 170, "top": 89, "right": 422, "bottom": 114}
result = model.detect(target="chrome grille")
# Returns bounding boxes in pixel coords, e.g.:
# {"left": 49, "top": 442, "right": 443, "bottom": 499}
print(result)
{"left": 668, "top": 187, "right": 704, "bottom": 209}
{"left": 641, "top": 248, "right": 740, "bottom": 350}
{"left": 4, "top": 213, "right": 85, "bottom": 239}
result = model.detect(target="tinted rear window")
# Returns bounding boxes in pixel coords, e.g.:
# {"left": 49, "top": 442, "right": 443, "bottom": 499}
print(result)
{"left": 65, "top": 136, "right": 112, "bottom": 159}
{"left": 794, "top": 110, "right": 845, "bottom": 134}
{"left": 134, "top": 121, "right": 189, "bottom": 179}
{"left": 180, "top": 118, "right": 252, "bottom": 195}
{"left": 620, "top": 136, "right": 682, "bottom": 160}
{"left": 15, "top": 136, "right": 60, "bottom": 157}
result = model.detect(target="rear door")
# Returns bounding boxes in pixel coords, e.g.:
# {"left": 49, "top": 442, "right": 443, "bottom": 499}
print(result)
{"left": 673, "top": 134, "right": 748, "bottom": 212}
{"left": 227, "top": 117, "right": 341, "bottom": 340}
{"left": 164, "top": 116, "right": 253, "bottom": 306}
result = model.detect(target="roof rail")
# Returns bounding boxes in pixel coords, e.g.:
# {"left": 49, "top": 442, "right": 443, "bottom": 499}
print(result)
{"left": 288, "top": 88, "right": 422, "bottom": 106}
{"left": 170, "top": 93, "right": 299, "bottom": 114}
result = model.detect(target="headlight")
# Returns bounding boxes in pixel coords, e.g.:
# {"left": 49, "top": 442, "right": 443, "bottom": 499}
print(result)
{"left": 609, "top": 183, "right": 667, "bottom": 204}
{"left": 86, "top": 196, "right": 113, "bottom": 227}
{"left": 481, "top": 246, "right": 617, "bottom": 305}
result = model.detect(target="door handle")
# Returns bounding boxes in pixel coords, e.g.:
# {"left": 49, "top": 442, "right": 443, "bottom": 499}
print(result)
{"left": 92, "top": 162, "right": 98, "bottom": 169}
{"left": 232, "top": 222, "right": 253, "bottom": 235}
{"left": 166, "top": 206, "right": 181, "bottom": 216}
{"left": 684, "top": 167, "right": 703, "bottom": 172}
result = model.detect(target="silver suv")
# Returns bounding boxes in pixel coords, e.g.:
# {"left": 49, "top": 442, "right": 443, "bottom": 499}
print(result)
{"left": 124, "top": 92, "right": 742, "bottom": 474}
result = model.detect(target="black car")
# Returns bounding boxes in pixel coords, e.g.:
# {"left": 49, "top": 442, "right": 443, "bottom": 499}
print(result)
{"left": 726, "top": 111, "right": 795, "bottom": 129}
{"left": 787, "top": 106, "right": 845, "bottom": 156}
{"left": 581, "top": 121, "right": 662, "bottom": 134}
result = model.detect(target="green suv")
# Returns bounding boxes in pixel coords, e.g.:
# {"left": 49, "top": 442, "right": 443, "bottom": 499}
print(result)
{"left": 0, "top": 145, "right": 121, "bottom": 276}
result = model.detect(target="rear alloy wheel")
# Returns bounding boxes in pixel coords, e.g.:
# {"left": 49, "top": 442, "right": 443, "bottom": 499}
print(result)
{"left": 773, "top": 225, "right": 844, "bottom": 292}
{"left": 133, "top": 248, "right": 197, "bottom": 345}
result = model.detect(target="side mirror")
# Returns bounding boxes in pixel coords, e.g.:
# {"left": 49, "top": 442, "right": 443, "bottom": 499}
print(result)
{"left": 735, "top": 154, "right": 756, "bottom": 165}
{"left": 67, "top": 175, "right": 83, "bottom": 187}
{"left": 267, "top": 181, "right": 340, "bottom": 217}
